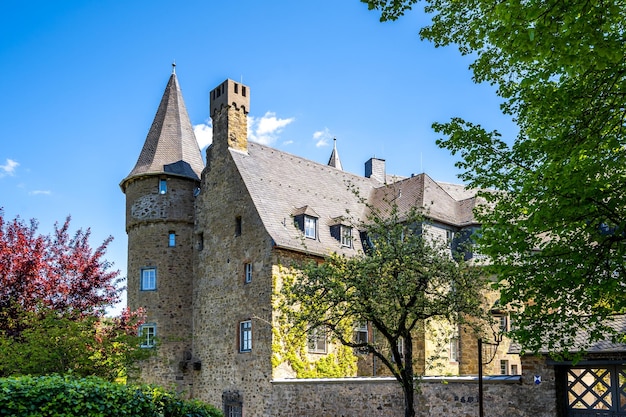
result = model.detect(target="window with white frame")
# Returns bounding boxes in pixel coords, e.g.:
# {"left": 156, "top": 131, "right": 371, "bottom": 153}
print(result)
{"left": 341, "top": 225, "right": 352, "bottom": 247}
{"left": 450, "top": 337, "right": 459, "bottom": 362}
{"left": 139, "top": 323, "right": 156, "bottom": 348}
{"left": 307, "top": 328, "right": 327, "bottom": 353}
{"left": 500, "top": 359, "right": 509, "bottom": 375}
{"left": 141, "top": 267, "right": 156, "bottom": 291}
{"left": 392, "top": 337, "right": 404, "bottom": 362}
{"left": 304, "top": 215, "right": 316, "bottom": 239}
{"left": 244, "top": 262, "right": 253, "bottom": 283}
{"left": 497, "top": 315, "right": 508, "bottom": 332}
{"left": 354, "top": 322, "right": 368, "bottom": 344}
{"left": 239, "top": 320, "right": 252, "bottom": 352}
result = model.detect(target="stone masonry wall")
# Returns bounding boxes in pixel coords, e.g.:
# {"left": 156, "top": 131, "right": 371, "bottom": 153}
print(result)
{"left": 124, "top": 175, "right": 197, "bottom": 391}
{"left": 267, "top": 355, "right": 556, "bottom": 417}
{"left": 192, "top": 139, "right": 276, "bottom": 415}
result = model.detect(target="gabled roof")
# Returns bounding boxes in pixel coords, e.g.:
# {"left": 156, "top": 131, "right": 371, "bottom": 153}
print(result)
{"left": 230, "top": 143, "right": 480, "bottom": 257}
{"left": 121, "top": 71, "right": 204, "bottom": 190}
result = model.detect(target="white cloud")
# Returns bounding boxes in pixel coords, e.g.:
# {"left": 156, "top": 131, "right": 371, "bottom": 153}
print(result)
{"left": 248, "top": 112, "right": 294, "bottom": 146}
{"left": 313, "top": 128, "right": 332, "bottom": 148}
{"left": 0, "top": 159, "right": 19, "bottom": 178}
{"left": 193, "top": 121, "right": 213, "bottom": 150}
{"left": 28, "top": 190, "right": 51, "bottom": 196}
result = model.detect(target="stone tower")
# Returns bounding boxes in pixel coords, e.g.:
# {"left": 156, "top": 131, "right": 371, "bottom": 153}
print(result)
{"left": 120, "top": 66, "right": 204, "bottom": 389}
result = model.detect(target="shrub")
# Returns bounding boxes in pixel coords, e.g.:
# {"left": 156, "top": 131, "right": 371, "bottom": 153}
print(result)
{"left": 0, "top": 375, "right": 222, "bottom": 417}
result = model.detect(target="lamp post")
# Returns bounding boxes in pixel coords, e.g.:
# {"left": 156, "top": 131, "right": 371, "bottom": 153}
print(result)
{"left": 478, "top": 331, "right": 503, "bottom": 417}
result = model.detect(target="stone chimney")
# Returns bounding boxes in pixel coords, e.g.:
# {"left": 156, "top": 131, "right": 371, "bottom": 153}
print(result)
{"left": 365, "top": 157, "right": 386, "bottom": 183}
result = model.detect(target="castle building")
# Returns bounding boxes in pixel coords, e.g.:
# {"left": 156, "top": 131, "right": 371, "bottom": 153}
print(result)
{"left": 121, "top": 69, "right": 519, "bottom": 416}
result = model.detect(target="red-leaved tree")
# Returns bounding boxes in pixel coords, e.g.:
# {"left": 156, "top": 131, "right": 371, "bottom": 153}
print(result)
{"left": 0, "top": 210, "right": 150, "bottom": 379}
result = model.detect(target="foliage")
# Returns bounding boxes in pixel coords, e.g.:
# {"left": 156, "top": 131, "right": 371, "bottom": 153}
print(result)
{"left": 0, "top": 211, "right": 149, "bottom": 379}
{"left": 361, "top": 0, "right": 626, "bottom": 355}
{"left": 0, "top": 308, "right": 151, "bottom": 381}
{"left": 0, "top": 374, "right": 222, "bottom": 417}
{"left": 272, "top": 272, "right": 358, "bottom": 379}
{"left": 281, "top": 200, "right": 488, "bottom": 417}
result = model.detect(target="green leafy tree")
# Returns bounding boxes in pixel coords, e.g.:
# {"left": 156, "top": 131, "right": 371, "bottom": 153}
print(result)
{"left": 362, "top": 0, "right": 626, "bottom": 354}
{"left": 281, "top": 201, "right": 488, "bottom": 417}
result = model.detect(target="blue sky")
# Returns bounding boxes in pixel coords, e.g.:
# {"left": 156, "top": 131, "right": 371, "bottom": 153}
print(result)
{"left": 1, "top": 1, "right": 516, "bottom": 313}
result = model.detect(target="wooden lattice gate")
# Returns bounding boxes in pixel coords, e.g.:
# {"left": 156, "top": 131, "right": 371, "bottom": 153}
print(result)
{"left": 560, "top": 363, "right": 626, "bottom": 417}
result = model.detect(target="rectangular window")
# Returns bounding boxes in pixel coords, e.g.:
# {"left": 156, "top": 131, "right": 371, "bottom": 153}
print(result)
{"left": 235, "top": 216, "right": 242, "bottom": 237}
{"left": 340, "top": 225, "right": 352, "bottom": 247}
{"left": 168, "top": 232, "right": 176, "bottom": 247}
{"left": 304, "top": 216, "right": 316, "bottom": 239}
{"left": 139, "top": 323, "right": 156, "bottom": 348}
{"left": 511, "top": 364, "right": 519, "bottom": 375}
{"left": 498, "top": 315, "right": 508, "bottom": 332}
{"left": 392, "top": 337, "right": 404, "bottom": 362}
{"left": 500, "top": 359, "right": 509, "bottom": 375}
{"left": 446, "top": 230, "right": 455, "bottom": 243}
{"left": 197, "top": 233, "right": 204, "bottom": 251}
{"left": 141, "top": 267, "right": 156, "bottom": 291}
{"left": 159, "top": 179, "right": 167, "bottom": 194}
{"left": 244, "top": 263, "right": 252, "bottom": 283}
{"left": 239, "top": 320, "right": 252, "bottom": 352}
{"left": 450, "top": 337, "right": 459, "bottom": 362}
{"left": 307, "top": 328, "right": 327, "bottom": 354}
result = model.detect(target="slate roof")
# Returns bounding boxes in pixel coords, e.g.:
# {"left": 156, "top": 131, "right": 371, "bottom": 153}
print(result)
{"left": 509, "top": 315, "right": 626, "bottom": 355}
{"left": 230, "top": 142, "right": 480, "bottom": 257}
{"left": 121, "top": 71, "right": 204, "bottom": 190}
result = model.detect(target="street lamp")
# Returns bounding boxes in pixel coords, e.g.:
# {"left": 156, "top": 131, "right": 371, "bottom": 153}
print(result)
{"left": 478, "top": 329, "right": 504, "bottom": 417}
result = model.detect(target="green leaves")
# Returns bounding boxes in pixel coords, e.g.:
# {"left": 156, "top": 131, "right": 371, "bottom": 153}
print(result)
{"left": 0, "top": 375, "right": 222, "bottom": 417}
{"left": 417, "top": 0, "right": 626, "bottom": 353}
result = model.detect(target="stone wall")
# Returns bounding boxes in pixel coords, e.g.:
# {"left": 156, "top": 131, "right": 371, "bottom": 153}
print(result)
{"left": 267, "top": 355, "right": 557, "bottom": 417}
{"left": 124, "top": 175, "right": 197, "bottom": 390}
{"left": 268, "top": 376, "right": 551, "bottom": 417}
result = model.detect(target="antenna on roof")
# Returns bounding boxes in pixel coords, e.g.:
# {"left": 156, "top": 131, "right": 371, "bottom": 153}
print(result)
{"left": 172, "top": 61, "right": 176, "bottom": 74}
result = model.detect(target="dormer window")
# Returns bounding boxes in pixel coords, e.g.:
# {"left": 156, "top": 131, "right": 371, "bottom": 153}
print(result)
{"left": 341, "top": 226, "right": 352, "bottom": 247}
{"left": 293, "top": 206, "right": 319, "bottom": 240}
{"left": 304, "top": 216, "right": 316, "bottom": 239}
{"left": 330, "top": 217, "right": 353, "bottom": 248}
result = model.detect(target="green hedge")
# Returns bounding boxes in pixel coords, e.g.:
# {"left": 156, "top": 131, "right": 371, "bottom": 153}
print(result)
{"left": 0, "top": 375, "right": 222, "bottom": 417}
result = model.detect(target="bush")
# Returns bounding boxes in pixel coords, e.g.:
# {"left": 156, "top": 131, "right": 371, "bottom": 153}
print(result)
{"left": 0, "top": 375, "right": 222, "bottom": 417}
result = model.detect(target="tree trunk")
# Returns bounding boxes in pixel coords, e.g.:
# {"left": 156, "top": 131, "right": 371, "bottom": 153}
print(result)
{"left": 402, "top": 380, "right": 416, "bottom": 417}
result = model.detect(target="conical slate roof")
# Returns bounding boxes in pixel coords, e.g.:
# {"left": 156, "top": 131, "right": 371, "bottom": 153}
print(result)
{"left": 121, "top": 69, "right": 204, "bottom": 189}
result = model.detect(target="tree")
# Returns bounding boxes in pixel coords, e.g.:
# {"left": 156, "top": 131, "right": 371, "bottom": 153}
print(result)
{"left": 0, "top": 211, "right": 149, "bottom": 379}
{"left": 362, "top": 0, "right": 626, "bottom": 354}
{"left": 281, "top": 201, "right": 488, "bottom": 417}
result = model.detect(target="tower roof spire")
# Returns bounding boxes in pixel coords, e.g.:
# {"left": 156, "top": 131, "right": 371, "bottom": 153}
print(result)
{"left": 121, "top": 69, "right": 205, "bottom": 191}
{"left": 327, "top": 137, "right": 343, "bottom": 170}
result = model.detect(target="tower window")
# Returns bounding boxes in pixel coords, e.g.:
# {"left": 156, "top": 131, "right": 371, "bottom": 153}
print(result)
{"left": 159, "top": 179, "right": 167, "bottom": 194}
{"left": 139, "top": 323, "right": 156, "bottom": 348}
{"left": 239, "top": 320, "right": 252, "bottom": 352}
{"left": 234, "top": 83, "right": 239, "bottom": 94}
{"left": 242, "top": 86, "right": 247, "bottom": 97}
{"left": 141, "top": 267, "right": 157, "bottom": 291}
{"left": 235, "top": 216, "right": 242, "bottom": 237}
{"left": 168, "top": 232, "right": 176, "bottom": 247}
{"left": 244, "top": 262, "right": 253, "bottom": 283}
